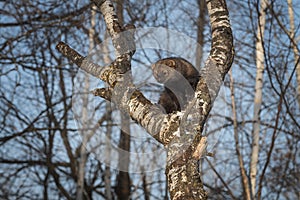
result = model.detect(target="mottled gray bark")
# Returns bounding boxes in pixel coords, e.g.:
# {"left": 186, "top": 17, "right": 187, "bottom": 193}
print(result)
{"left": 165, "top": 1, "right": 234, "bottom": 198}
{"left": 56, "top": 0, "right": 234, "bottom": 199}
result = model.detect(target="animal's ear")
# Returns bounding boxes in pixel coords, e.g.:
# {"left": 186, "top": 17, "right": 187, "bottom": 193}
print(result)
{"left": 166, "top": 59, "right": 176, "bottom": 68}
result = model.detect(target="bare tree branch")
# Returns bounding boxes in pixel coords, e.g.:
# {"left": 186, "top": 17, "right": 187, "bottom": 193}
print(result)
{"left": 56, "top": 0, "right": 234, "bottom": 199}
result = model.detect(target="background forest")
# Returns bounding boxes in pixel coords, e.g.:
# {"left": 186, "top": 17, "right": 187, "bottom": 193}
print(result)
{"left": 0, "top": 0, "right": 299, "bottom": 199}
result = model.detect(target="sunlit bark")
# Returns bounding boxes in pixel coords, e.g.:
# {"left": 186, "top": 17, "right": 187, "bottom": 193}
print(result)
{"left": 287, "top": 0, "right": 300, "bottom": 106}
{"left": 56, "top": 0, "right": 234, "bottom": 198}
{"left": 250, "top": 0, "right": 267, "bottom": 198}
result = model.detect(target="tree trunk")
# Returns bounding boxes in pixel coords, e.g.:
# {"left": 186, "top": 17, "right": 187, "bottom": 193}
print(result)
{"left": 56, "top": 0, "right": 234, "bottom": 199}
{"left": 116, "top": 114, "right": 131, "bottom": 200}
{"left": 103, "top": 34, "right": 114, "bottom": 200}
{"left": 229, "top": 70, "right": 251, "bottom": 200}
{"left": 115, "top": 1, "right": 132, "bottom": 199}
{"left": 195, "top": 0, "right": 207, "bottom": 70}
{"left": 250, "top": 0, "right": 267, "bottom": 198}
{"left": 76, "top": 5, "right": 97, "bottom": 200}
{"left": 287, "top": 0, "right": 300, "bottom": 106}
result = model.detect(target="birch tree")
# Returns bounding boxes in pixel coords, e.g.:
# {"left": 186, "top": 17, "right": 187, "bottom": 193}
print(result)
{"left": 195, "top": 0, "right": 207, "bottom": 70}
{"left": 1, "top": 0, "right": 299, "bottom": 199}
{"left": 75, "top": 4, "right": 98, "bottom": 200}
{"left": 229, "top": 70, "right": 251, "bottom": 200}
{"left": 250, "top": 0, "right": 267, "bottom": 198}
{"left": 287, "top": 0, "right": 300, "bottom": 106}
{"left": 56, "top": 0, "right": 234, "bottom": 199}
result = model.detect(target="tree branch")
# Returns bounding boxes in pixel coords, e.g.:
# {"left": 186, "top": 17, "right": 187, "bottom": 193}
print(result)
{"left": 55, "top": 41, "right": 181, "bottom": 146}
{"left": 56, "top": 0, "right": 234, "bottom": 199}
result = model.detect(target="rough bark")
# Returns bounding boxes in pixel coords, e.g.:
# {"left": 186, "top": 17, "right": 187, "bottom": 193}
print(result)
{"left": 165, "top": 1, "right": 234, "bottom": 197}
{"left": 250, "top": 0, "right": 267, "bottom": 198}
{"left": 56, "top": 0, "right": 234, "bottom": 199}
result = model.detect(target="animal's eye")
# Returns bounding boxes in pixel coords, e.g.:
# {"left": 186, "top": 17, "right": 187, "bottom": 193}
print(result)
{"left": 163, "top": 70, "right": 168, "bottom": 76}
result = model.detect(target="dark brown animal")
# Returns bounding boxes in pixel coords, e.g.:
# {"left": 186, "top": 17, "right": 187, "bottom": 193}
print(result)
{"left": 151, "top": 57, "right": 199, "bottom": 113}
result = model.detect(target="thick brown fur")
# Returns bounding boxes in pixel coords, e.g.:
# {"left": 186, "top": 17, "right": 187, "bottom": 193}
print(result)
{"left": 152, "top": 57, "right": 200, "bottom": 113}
